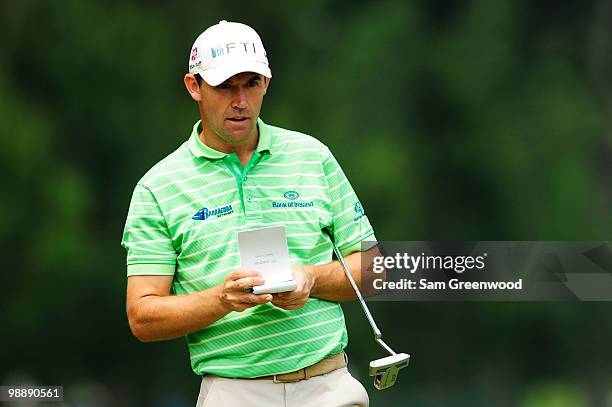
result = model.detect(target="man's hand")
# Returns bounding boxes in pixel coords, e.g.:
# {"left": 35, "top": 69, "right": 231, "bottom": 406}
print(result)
{"left": 271, "top": 266, "right": 315, "bottom": 310}
{"left": 219, "top": 269, "right": 273, "bottom": 312}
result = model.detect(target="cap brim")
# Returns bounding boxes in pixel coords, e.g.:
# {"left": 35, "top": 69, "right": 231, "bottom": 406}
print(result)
{"left": 201, "top": 61, "right": 272, "bottom": 86}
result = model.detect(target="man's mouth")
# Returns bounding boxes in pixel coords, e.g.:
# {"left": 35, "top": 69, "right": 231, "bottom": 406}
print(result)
{"left": 226, "top": 117, "right": 249, "bottom": 122}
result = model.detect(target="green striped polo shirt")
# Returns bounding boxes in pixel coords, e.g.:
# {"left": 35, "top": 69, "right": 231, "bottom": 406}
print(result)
{"left": 121, "top": 118, "right": 375, "bottom": 378}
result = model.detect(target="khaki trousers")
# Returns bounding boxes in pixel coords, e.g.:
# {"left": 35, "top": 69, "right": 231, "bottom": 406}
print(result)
{"left": 195, "top": 367, "right": 369, "bottom": 407}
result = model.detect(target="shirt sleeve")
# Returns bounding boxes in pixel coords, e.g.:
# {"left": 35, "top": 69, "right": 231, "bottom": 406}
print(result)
{"left": 322, "top": 147, "right": 376, "bottom": 256}
{"left": 121, "top": 183, "right": 177, "bottom": 276}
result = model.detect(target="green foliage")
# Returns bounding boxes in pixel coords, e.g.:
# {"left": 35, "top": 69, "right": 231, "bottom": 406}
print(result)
{"left": 1, "top": 0, "right": 611, "bottom": 405}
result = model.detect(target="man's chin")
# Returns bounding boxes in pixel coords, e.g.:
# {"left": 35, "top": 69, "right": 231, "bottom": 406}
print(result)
{"left": 221, "top": 130, "right": 253, "bottom": 144}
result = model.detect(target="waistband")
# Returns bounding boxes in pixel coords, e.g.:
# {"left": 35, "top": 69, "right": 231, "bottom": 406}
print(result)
{"left": 258, "top": 351, "right": 347, "bottom": 383}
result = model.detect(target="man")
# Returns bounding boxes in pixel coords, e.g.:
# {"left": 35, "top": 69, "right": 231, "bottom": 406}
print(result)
{"left": 122, "top": 20, "right": 377, "bottom": 406}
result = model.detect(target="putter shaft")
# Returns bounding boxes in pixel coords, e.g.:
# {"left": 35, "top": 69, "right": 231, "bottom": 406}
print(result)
{"left": 327, "top": 231, "right": 395, "bottom": 356}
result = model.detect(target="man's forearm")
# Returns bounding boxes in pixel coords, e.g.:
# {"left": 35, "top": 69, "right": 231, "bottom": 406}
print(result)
{"left": 308, "top": 247, "right": 379, "bottom": 301}
{"left": 128, "top": 285, "right": 229, "bottom": 342}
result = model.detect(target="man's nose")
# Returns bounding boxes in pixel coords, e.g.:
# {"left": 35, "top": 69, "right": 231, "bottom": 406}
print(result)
{"left": 231, "top": 88, "right": 248, "bottom": 109}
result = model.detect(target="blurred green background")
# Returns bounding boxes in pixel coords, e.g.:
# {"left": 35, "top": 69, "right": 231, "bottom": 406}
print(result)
{"left": 2, "top": 0, "right": 612, "bottom": 406}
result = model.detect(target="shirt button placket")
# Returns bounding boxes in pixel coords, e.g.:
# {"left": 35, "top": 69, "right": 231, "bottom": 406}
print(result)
{"left": 243, "top": 176, "right": 260, "bottom": 224}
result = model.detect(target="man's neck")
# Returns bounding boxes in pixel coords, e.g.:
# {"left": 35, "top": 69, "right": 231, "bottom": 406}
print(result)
{"left": 199, "top": 123, "right": 258, "bottom": 166}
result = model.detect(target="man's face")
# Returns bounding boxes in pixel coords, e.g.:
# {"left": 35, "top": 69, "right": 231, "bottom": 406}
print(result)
{"left": 198, "top": 72, "right": 269, "bottom": 146}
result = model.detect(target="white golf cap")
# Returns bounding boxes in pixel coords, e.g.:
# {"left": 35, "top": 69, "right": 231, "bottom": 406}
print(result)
{"left": 188, "top": 20, "right": 272, "bottom": 86}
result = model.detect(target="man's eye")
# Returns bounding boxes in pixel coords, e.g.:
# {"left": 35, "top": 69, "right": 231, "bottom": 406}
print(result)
{"left": 217, "top": 84, "right": 230, "bottom": 90}
{"left": 247, "top": 81, "right": 259, "bottom": 87}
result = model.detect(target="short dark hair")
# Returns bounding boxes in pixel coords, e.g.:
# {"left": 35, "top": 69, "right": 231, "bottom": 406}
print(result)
{"left": 194, "top": 73, "right": 203, "bottom": 86}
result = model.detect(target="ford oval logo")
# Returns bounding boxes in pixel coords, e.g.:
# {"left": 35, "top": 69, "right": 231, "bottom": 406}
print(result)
{"left": 284, "top": 190, "right": 299, "bottom": 200}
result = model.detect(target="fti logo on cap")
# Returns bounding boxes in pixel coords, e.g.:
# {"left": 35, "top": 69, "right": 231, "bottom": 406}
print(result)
{"left": 191, "top": 47, "right": 198, "bottom": 61}
{"left": 210, "top": 42, "right": 259, "bottom": 59}
{"left": 210, "top": 46, "right": 225, "bottom": 58}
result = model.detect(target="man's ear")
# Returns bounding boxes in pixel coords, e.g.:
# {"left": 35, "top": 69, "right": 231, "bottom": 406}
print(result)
{"left": 262, "top": 75, "right": 271, "bottom": 95}
{"left": 184, "top": 74, "right": 202, "bottom": 102}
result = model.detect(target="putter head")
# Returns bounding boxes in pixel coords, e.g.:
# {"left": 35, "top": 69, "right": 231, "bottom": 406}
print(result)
{"left": 369, "top": 353, "right": 410, "bottom": 390}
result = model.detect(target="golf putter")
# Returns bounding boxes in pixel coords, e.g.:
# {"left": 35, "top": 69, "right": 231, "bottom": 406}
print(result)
{"left": 324, "top": 229, "right": 410, "bottom": 390}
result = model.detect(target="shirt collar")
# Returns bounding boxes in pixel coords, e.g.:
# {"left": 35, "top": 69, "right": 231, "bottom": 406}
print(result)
{"left": 256, "top": 117, "right": 273, "bottom": 154}
{"left": 187, "top": 117, "right": 274, "bottom": 159}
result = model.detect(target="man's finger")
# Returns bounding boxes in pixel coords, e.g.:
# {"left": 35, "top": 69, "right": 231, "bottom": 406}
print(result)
{"left": 231, "top": 276, "right": 265, "bottom": 290}
{"left": 276, "top": 292, "right": 300, "bottom": 302}
{"left": 271, "top": 296, "right": 303, "bottom": 307}
{"left": 242, "top": 294, "right": 273, "bottom": 304}
{"left": 227, "top": 269, "right": 260, "bottom": 281}
{"left": 274, "top": 302, "right": 303, "bottom": 310}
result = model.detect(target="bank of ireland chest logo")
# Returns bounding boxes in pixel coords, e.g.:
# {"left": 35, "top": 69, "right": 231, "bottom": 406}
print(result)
{"left": 284, "top": 190, "right": 299, "bottom": 200}
{"left": 354, "top": 201, "right": 366, "bottom": 221}
{"left": 272, "top": 190, "right": 314, "bottom": 208}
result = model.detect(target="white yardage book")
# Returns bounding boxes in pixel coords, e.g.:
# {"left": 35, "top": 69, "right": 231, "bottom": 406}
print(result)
{"left": 237, "top": 225, "right": 297, "bottom": 294}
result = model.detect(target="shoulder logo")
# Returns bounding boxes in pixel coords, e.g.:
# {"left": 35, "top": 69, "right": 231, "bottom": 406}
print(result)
{"left": 354, "top": 201, "right": 366, "bottom": 221}
{"left": 192, "top": 204, "right": 234, "bottom": 221}
{"left": 284, "top": 190, "right": 299, "bottom": 200}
